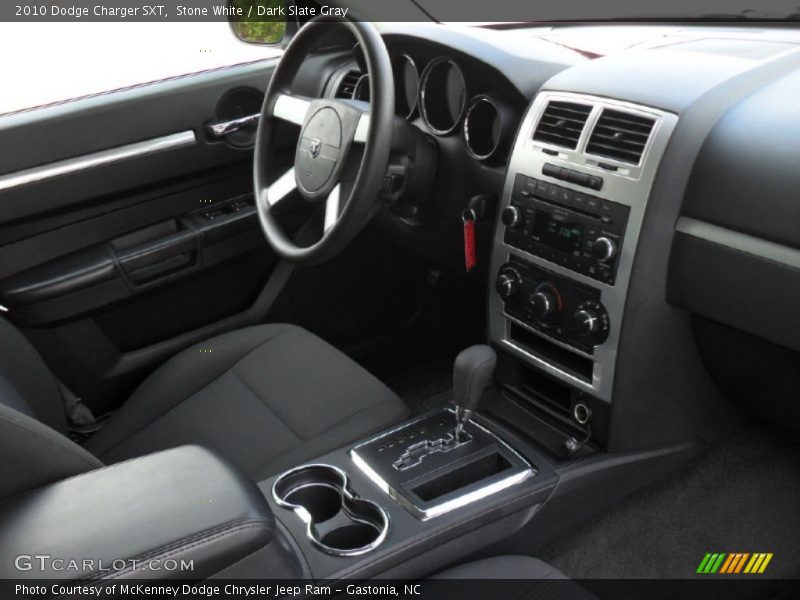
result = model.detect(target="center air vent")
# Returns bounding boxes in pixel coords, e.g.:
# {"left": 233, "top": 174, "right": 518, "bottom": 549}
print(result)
{"left": 532, "top": 101, "right": 592, "bottom": 150}
{"left": 586, "top": 109, "right": 655, "bottom": 165}
{"left": 335, "top": 70, "right": 361, "bottom": 99}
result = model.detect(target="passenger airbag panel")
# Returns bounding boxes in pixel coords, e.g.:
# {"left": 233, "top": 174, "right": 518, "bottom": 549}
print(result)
{"left": 668, "top": 232, "right": 800, "bottom": 351}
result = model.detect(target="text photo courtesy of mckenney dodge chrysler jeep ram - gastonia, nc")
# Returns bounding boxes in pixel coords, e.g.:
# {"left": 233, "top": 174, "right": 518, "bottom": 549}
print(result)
{"left": 0, "top": 1, "right": 798, "bottom": 598}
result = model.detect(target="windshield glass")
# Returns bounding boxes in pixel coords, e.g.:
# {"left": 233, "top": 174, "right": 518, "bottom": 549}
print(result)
{"left": 432, "top": 0, "right": 797, "bottom": 21}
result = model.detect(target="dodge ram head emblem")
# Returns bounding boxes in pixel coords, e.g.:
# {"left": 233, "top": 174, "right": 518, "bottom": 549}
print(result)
{"left": 309, "top": 137, "right": 322, "bottom": 158}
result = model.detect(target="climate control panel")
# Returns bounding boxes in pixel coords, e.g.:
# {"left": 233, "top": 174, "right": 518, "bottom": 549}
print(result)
{"left": 496, "top": 258, "right": 609, "bottom": 353}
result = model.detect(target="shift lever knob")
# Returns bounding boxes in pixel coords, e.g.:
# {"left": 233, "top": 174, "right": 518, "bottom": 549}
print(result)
{"left": 452, "top": 345, "right": 497, "bottom": 437}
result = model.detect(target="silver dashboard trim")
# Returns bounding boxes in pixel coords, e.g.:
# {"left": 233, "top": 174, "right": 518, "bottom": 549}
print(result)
{"left": 490, "top": 91, "right": 679, "bottom": 403}
{"left": 676, "top": 217, "right": 800, "bottom": 270}
{"left": 504, "top": 313, "right": 595, "bottom": 360}
{"left": 0, "top": 131, "right": 196, "bottom": 193}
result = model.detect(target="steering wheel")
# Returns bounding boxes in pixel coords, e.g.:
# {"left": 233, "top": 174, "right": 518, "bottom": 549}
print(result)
{"left": 253, "top": 16, "right": 394, "bottom": 265}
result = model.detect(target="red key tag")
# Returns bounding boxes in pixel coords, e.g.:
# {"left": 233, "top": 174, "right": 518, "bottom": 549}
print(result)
{"left": 462, "top": 209, "right": 477, "bottom": 272}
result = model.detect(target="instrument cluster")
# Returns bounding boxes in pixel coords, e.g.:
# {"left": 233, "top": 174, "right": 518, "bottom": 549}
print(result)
{"left": 342, "top": 48, "right": 519, "bottom": 165}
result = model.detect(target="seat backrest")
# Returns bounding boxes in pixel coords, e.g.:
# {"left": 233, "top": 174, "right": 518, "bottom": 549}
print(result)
{"left": 0, "top": 317, "right": 102, "bottom": 500}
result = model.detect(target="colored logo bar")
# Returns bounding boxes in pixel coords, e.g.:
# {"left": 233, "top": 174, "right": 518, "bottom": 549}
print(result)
{"left": 696, "top": 553, "right": 773, "bottom": 574}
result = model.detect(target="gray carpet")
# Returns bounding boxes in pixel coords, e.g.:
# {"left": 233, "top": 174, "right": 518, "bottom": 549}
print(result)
{"left": 538, "top": 416, "right": 800, "bottom": 580}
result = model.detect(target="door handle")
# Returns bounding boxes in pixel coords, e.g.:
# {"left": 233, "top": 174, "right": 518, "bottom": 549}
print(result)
{"left": 206, "top": 113, "right": 261, "bottom": 139}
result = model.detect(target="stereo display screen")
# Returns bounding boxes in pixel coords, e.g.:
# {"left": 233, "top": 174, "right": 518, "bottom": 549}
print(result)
{"left": 532, "top": 212, "right": 583, "bottom": 254}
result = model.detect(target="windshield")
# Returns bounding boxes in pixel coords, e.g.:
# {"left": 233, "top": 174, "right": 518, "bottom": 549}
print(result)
{"left": 431, "top": 0, "right": 798, "bottom": 21}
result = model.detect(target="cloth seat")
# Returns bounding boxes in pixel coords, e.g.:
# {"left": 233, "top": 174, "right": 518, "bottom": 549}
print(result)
{"left": 0, "top": 318, "right": 408, "bottom": 499}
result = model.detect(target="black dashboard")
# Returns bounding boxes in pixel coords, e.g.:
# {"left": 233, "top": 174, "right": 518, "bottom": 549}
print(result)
{"left": 301, "top": 22, "right": 800, "bottom": 443}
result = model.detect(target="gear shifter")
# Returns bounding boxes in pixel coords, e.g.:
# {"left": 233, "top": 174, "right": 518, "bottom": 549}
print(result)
{"left": 452, "top": 345, "right": 497, "bottom": 441}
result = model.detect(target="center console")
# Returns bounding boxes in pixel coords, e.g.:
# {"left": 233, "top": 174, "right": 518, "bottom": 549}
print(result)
{"left": 262, "top": 410, "right": 557, "bottom": 581}
{"left": 260, "top": 346, "right": 559, "bottom": 580}
{"left": 256, "top": 94, "right": 686, "bottom": 582}
{"left": 259, "top": 340, "right": 695, "bottom": 583}
{"left": 489, "top": 92, "right": 678, "bottom": 433}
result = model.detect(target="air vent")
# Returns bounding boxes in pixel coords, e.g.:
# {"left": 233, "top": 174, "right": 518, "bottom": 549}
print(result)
{"left": 586, "top": 109, "right": 655, "bottom": 165}
{"left": 335, "top": 70, "right": 361, "bottom": 99}
{"left": 532, "top": 101, "right": 593, "bottom": 150}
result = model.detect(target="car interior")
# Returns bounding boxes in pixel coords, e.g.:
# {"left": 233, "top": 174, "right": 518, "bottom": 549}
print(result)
{"left": 0, "top": 6, "right": 798, "bottom": 599}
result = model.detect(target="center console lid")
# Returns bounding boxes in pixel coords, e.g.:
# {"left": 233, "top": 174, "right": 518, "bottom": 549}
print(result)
{"left": 0, "top": 445, "right": 275, "bottom": 581}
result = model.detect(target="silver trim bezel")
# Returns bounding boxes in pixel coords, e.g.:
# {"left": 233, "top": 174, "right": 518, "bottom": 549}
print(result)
{"left": 393, "top": 53, "right": 420, "bottom": 121}
{"left": 463, "top": 94, "right": 501, "bottom": 161}
{"left": 353, "top": 73, "right": 371, "bottom": 102}
{"left": 349, "top": 409, "right": 535, "bottom": 521}
{"left": 419, "top": 57, "right": 467, "bottom": 136}
{"left": 0, "top": 131, "right": 196, "bottom": 192}
{"left": 272, "top": 463, "right": 390, "bottom": 557}
{"left": 490, "top": 91, "right": 678, "bottom": 403}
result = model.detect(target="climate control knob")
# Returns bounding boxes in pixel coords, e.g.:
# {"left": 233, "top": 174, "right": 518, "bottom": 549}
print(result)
{"left": 591, "top": 236, "right": 617, "bottom": 262}
{"left": 495, "top": 267, "right": 521, "bottom": 300}
{"left": 573, "top": 301, "right": 610, "bottom": 343}
{"left": 501, "top": 205, "right": 522, "bottom": 229}
{"left": 574, "top": 309, "right": 601, "bottom": 336}
{"left": 529, "top": 284, "right": 560, "bottom": 320}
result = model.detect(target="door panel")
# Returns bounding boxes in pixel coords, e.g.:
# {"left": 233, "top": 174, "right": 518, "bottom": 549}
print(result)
{"left": 0, "top": 62, "right": 269, "bottom": 223}
{"left": 0, "top": 60, "right": 279, "bottom": 411}
{"left": 0, "top": 47, "right": 352, "bottom": 412}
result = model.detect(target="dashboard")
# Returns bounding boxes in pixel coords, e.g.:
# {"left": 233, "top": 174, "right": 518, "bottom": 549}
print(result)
{"left": 305, "top": 22, "right": 800, "bottom": 447}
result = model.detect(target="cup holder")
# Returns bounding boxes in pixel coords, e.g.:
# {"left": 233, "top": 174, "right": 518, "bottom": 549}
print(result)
{"left": 272, "top": 464, "right": 389, "bottom": 557}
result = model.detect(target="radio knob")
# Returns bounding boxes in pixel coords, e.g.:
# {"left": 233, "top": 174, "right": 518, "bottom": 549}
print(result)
{"left": 574, "top": 309, "right": 601, "bottom": 336}
{"left": 495, "top": 267, "right": 521, "bottom": 300}
{"left": 591, "top": 236, "right": 617, "bottom": 262}
{"left": 501, "top": 206, "right": 522, "bottom": 229}
{"left": 529, "top": 285, "right": 560, "bottom": 319}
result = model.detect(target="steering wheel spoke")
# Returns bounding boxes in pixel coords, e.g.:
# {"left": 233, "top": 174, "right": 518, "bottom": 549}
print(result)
{"left": 353, "top": 112, "right": 371, "bottom": 144}
{"left": 266, "top": 167, "right": 297, "bottom": 207}
{"left": 323, "top": 184, "right": 342, "bottom": 232}
{"left": 271, "top": 93, "right": 312, "bottom": 126}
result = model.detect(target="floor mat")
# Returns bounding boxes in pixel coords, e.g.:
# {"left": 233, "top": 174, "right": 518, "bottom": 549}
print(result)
{"left": 538, "top": 415, "right": 800, "bottom": 581}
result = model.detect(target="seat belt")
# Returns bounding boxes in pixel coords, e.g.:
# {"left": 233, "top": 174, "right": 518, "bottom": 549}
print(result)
{"left": 58, "top": 379, "right": 102, "bottom": 437}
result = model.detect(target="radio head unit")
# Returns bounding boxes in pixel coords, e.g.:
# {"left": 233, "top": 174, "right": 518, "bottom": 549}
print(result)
{"left": 502, "top": 173, "right": 631, "bottom": 285}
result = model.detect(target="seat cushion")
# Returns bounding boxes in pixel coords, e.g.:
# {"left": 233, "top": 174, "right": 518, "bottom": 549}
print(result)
{"left": 86, "top": 324, "right": 408, "bottom": 479}
{"left": 430, "top": 556, "right": 597, "bottom": 599}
